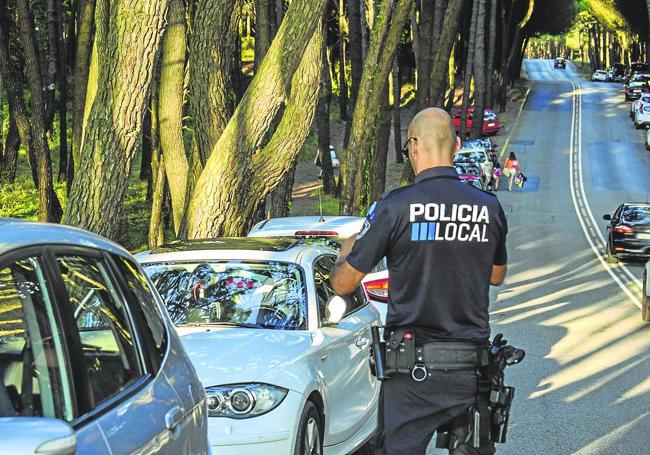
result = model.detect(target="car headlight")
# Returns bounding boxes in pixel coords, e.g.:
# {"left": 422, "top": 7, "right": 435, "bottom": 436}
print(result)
{"left": 205, "top": 383, "right": 288, "bottom": 419}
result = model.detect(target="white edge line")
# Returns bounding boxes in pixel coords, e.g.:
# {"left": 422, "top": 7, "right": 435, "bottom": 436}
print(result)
{"left": 574, "top": 83, "right": 642, "bottom": 287}
{"left": 568, "top": 80, "right": 641, "bottom": 308}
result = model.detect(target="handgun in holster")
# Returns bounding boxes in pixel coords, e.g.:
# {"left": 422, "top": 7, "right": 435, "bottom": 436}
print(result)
{"left": 369, "top": 327, "right": 416, "bottom": 380}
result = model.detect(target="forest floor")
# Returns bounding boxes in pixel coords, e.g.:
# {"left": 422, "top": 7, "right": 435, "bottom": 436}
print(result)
{"left": 289, "top": 78, "right": 532, "bottom": 217}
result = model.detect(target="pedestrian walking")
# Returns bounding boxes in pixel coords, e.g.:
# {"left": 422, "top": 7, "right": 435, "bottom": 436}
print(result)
{"left": 330, "top": 108, "right": 510, "bottom": 454}
{"left": 502, "top": 152, "right": 520, "bottom": 191}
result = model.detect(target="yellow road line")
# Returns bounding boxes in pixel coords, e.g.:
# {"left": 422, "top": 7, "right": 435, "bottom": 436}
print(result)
{"left": 500, "top": 87, "right": 531, "bottom": 159}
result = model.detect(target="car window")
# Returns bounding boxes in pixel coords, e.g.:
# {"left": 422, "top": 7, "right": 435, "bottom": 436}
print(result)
{"left": 313, "top": 256, "right": 367, "bottom": 323}
{"left": 622, "top": 206, "right": 650, "bottom": 223}
{"left": 0, "top": 256, "right": 73, "bottom": 421}
{"left": 143, "top": 261, "right": 307, "bottom": 330}
{"left": 55, "top": 255, "right": 143, "bottom": 408}
{"left": 113, "top": 256, "right": 168, "bottom": 366}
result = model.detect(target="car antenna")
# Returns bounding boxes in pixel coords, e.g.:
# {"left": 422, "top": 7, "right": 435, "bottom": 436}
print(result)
{"left": 318, "top": 187, "right": 325, "bottom": 222}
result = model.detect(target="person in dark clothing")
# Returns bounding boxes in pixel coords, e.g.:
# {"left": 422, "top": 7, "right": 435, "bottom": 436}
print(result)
{"left": 330, "top": 108, "right": 508, "bottom": 454}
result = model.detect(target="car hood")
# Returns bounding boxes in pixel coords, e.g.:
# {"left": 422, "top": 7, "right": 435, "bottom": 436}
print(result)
{"left": 176, "top": 326, "right": 313, "bottom": 387}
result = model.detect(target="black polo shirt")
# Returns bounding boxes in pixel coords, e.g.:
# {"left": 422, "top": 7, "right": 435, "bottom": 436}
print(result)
{"left": 346, "top": 166, "right": 508, "bottom": 343}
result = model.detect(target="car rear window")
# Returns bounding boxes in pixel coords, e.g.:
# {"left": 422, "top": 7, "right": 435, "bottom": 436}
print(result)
{"left": 621, "top": 206, "right": 650, "bottom": 223}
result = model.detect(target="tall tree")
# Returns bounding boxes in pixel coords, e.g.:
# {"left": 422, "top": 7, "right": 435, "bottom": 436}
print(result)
{"left": 338, "top": 0, "right": 348, "bottom": 122}
{"left": 55, "top": 0, "right": 68, "bottom": 182}
{"left": 470, "top": 0, "right": 487, "bottom": 139}
{"left": 646, "top": 0, "right": 650, "bottom": 62}
{"left": 460, "top": 0, "right": 479, "bottom": 139}
{"left": 71, "top": 0, "right": 95, "bottom": 170}
{"left": 317, "top": 22, "right": 337, "bottom": 195}
{"left": 63, "top": 0, "right": 169, "bottom": 239}
{"left": 158, "top": 0, "right": 188, "bottom": 234}
{"left": 415, "top": 0, "right": 435, "bottom": 112}
{"left": 486, "top": 0, "right": 497, "bottom": 107}
{"left": 255, "top": 0, "right": 273, "bottom": 68}
{"left": 16, "top": 0, "right": 62, "bottom": 222}
{"left": 188, "top": 0, "right": 241, "bottom": 166}
{"left": 184, "top": 0, "right": 327, "bottom": 238}
{"left": 339, "top": 0, "right": 412, "bottom": 215}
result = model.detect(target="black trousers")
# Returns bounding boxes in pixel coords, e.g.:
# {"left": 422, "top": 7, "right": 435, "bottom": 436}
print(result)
{"left": 375, "top": 369, "right": 496, "bottom": 455}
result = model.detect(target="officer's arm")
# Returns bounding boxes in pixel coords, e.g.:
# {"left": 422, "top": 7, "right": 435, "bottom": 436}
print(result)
{"left": 490, "top": 264, "right": 507, "bottom": 286}
{"left": 330, "top": 236, "right": 367, "bottom": 295}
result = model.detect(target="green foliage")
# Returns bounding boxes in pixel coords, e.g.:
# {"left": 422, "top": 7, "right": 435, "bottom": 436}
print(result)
{"left": 310, "top": 188, "right": 339, "bottom": 215}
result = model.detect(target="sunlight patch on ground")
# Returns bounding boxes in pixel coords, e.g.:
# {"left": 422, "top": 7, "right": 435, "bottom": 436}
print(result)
{"left": 573, "top": 412, "right": 650, "bottom": 455}
{"left": 616, "top": 375, "right": 650, "bottom": 404}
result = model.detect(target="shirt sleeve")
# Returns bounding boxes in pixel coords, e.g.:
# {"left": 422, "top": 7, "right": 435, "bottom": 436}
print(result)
{"left": 494, "top": 202, "right": 508, "bottom": 266}
{"left": 346, "top": 199, "right": 393, "bottom": 274}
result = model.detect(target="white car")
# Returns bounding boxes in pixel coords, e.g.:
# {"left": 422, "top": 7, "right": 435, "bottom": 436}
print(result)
{"left": 591, "top": 70, "right": 609, "bottom": 82}
{"left": 630, "top": 94, "right": 650, "bottom": 119}
{"left": 634, "top": 104, "right": 650, "bottom": 129}
{"left": 136, "top": 238, "right": 380, "bottom": 455}
{"left": 249, "top": 216, "right": 389, "bottom": 323}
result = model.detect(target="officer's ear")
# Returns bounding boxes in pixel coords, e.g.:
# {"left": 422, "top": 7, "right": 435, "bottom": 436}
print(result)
{"left": 454, "top": 136, "right": 462, "bottom": 155}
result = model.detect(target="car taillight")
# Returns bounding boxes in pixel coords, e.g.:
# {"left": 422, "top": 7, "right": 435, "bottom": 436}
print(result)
{"left": 363, "top": 278, "right": 389, "bottom": 303}
{"left": 294, "top": 231, "right": 339, "bottom": 236}
{"left": 614, "top": 225, "right": 635, "bottom": 234}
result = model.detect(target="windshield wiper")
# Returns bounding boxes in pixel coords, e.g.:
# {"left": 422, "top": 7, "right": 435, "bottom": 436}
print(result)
{"left": 178, "top": 321, "right": 264, "bottom": 329}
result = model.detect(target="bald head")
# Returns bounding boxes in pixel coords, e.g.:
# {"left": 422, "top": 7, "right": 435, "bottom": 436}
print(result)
{"left": 408, "top": 108, "right": 458, "bottom": 163}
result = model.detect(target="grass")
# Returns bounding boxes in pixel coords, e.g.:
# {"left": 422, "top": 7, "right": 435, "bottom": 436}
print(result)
{"left": 310, "top": 188, "right": 339, "bottom": 215}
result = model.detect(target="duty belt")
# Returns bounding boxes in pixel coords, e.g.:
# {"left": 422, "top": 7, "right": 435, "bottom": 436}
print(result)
{"left": 415, "top": 342, "right": 490, "bottom": 370}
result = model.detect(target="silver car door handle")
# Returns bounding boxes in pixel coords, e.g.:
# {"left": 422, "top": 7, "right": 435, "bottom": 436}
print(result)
{"left": 165, "top": 405, "right": 184, "bottom": 431}
{"left": 355, "top": 336, "right": 369, "bottom": 348}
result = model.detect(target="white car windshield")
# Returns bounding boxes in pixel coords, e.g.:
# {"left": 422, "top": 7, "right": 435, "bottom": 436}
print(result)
{"left": 143, "top": 261, "right": 307, "bottom": 330}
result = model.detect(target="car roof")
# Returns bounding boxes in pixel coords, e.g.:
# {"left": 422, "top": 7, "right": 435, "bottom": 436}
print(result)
{"left": 0, "top": 218, "right": 130, "bottom": 258}
{"left": 135, "top": 236, "right": 338, "bottom": 265}
{"left": 248, "top": 216, "right": 364, "bottom": 239}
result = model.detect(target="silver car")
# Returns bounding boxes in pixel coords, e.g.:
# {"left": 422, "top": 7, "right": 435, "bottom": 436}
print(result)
{"left": 0, "top": 219, "right": 209, "bottom": 454}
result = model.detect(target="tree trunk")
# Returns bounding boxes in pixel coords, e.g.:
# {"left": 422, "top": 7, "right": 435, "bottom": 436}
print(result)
{"left": 71, "top": 0, "right": 95, "bottom": 169}
{"left": 460, "top": 0, "right": 479, "bottom": 140}
{"left": 140, "top": 107, "right": 152, "bottom": 182}
{"left": 158, "top": 0, "right": 188, "bottom": 235}
{"left": 0, "top": 115, "right": 19, "bottom": 183}
{"left": 55, "top": 0, "right": 68, "bottom": 182}
{"left": 361, "top": 0, "right": 369, "bottom": 61}
{"left": 148, "top": 72, "right": 165, "bottom": 249}
{"left": 185, "top": 0, "right": 326, "bottom": 238}
{"left": 369, "top": 82, "right": 390, "bottom": 202}
{"left": 16, "top": 0, "right": 62, "bottom": 222}
{"left": 188, "top": 0, "right": 241, "bottom": 165}
{"left": 415, "top": 0, "right": 435, "bottom": 112}
{"left": 265, "top": 162, "right": 296, "bottom": 218}
{"left": 317, "top": 24, "right": 336, "bottom": 195}
{"left": 338, "top": 0, "right": 348, "bottom": 122}
{"left": 255, "top": 0, "right": 273, "bottom": 69}
{"left": 347, "top": 0, "right": 363, "bottom": 110}
{"left": 392, "top": 60, "right": 403, "bottom": 164}
{"left": 486, "top": 0, "right": 497, "bottom": 108}
{"left": 470, "top": 0, "right": 487, "bottom": 139}
{"left": 45, "top": 0, "right": 58, "bottom": 131}
{"left": 429, "top": 0, "right": 466, "bottom": 107}
{"left": 63, "top": 0, "right": 169, "bottom": 239}
{"left": 339, "top": 0, "right": 412, "bottom": 215}
{"left": 646, "top": 0, "right": 650, "bottom": 63}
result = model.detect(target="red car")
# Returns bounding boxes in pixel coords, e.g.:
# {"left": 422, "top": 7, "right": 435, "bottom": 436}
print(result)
{"left": 452, "top": 108, "right": 502, "bottom": 136}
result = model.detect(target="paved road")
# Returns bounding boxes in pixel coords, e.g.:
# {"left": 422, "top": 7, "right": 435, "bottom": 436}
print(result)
{"left": 428, "top": 60, "right": 650, "bottom": 454}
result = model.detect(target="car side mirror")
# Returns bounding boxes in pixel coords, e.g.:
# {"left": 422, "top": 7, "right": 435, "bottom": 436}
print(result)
{"left": 603, "top": 214, "right": 612, "bottom": 221}
{"left": 0, "top": 417, "right": 77, "bottom": 455}
{"left": 325, "top": 296, "right": 347, "bottom": 325}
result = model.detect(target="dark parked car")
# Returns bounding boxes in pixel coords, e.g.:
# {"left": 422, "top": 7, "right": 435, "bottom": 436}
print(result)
{"left": 624, "top": 81, "right": 650, "bottom": 101}
{"left": 554, "top": 57, "right": 566, "bottom": 69}
{"left": 603, "top": 203, "right": 650, "bottom": 263}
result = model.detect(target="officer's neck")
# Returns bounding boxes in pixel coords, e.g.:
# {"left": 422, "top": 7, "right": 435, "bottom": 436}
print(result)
{"left": 414, "top": 158, "right": 453, "bottom": 175}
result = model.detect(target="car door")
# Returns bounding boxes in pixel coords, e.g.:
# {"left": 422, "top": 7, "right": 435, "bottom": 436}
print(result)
{"left": 47, "top": 248, "right": 204, "bottom": 455}
{"left": 313, "top": 255, "right": 380, "bottom": 445}
{"left": 0, "top": 249, "right": 110, "bottom": 453}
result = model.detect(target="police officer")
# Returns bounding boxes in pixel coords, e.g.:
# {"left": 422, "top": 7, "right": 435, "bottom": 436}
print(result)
{"left": 330, "top": 108, "right": 508, "bottom": 454}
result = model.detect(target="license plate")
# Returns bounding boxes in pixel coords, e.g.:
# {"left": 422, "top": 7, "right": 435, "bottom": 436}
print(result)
{"left": 488, "top": 123, "right": 495, "bottom": 127}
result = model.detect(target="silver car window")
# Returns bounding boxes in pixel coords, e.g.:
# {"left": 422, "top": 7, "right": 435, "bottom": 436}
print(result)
{"left": 56, "top": 255, "right": 144, "bottom": 408}
{"left": 0, "top": 257, "right": 73, "bottom": 421}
